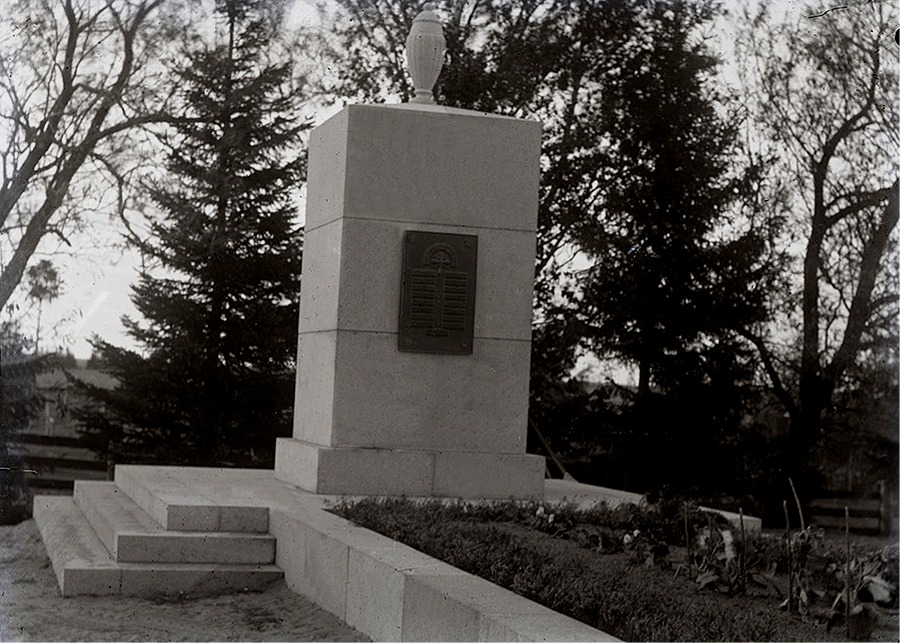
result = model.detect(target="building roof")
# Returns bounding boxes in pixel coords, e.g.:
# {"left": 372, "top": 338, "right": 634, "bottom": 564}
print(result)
{"left": 35, "top": 366, "right": 118, "bottom": 391}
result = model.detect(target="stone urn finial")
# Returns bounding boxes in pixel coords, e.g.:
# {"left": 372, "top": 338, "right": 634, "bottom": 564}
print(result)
{"left": 405, "top": 3, "right": 445, "bottom": 104}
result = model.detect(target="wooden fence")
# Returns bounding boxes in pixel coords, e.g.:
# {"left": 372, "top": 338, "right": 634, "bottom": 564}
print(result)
{"left": 809, "top": 485, "right": 893, "bottom": 535}
{"left": 12, "top": 432, "right": 108, "bottom": 494}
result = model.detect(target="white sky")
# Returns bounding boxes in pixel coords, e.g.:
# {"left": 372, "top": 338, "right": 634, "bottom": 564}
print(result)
{"left": 6, "top": 0, "right": 821, "bottom": 361}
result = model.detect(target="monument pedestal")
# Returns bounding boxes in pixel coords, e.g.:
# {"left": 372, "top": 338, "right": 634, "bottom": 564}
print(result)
{"left": 276, "top": 440, "right": 544, "bottom": 499}
{"left": 274, "top": 103, "right": 545, "bottom": 499}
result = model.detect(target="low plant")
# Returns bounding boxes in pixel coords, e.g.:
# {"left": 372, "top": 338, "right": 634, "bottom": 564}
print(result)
{"left": 331, "top": 496, "right": 891, "bottom": 641}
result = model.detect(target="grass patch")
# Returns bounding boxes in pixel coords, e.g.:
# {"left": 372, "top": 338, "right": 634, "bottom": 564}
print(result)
{"left": 331, "top": 497, "right": 896, "bottom": 642}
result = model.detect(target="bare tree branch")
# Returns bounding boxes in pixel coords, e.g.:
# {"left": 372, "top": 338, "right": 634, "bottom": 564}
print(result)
{"left": 737, "top": 326, "right": 799, "bottom": 420}
{"left": 0, "top": 0, "right": 171, "bottom": 310}
{"left": 824, "top": 178, "right": 899, "bottom": 388}
{"left": 825, "top": 186, "right": 893, "bottom": 227}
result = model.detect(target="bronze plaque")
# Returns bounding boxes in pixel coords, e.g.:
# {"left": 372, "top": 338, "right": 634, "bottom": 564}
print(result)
{"left": 399, "top": 231, "right": 477, "bottom": 354}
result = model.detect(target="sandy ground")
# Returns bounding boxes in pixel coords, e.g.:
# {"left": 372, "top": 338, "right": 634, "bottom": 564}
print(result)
{"left": 0, "top": 519, "right": 369, "bottom": 642}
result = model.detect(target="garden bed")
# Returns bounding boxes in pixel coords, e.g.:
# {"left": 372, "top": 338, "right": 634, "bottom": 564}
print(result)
{"left": 332, "top": 496, "right": 899, "bottom": 642}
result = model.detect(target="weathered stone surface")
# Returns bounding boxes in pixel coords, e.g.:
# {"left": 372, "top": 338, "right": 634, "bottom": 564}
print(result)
{"left": 277, "top": 102, "right": 544, "bottom": 499}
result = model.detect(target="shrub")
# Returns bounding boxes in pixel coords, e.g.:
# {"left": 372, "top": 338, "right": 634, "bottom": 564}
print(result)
{"left": 332, "top": 497, "right": 850, "bottom": 641}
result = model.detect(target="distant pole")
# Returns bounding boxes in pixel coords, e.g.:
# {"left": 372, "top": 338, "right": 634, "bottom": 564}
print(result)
{"left": 845, "top": 506, "right": 851, "bottom": 639}
{"left": 784, "top": 500, "right": 792, "bottom": 613}
{"left": 739, "top": 507, "right": 746, "bottom": 591}
{"left": 35, "top": 301, "right": 42, "bottom": 354}
{"left": 683, "top": 502, "right": 693, "bottom": 578}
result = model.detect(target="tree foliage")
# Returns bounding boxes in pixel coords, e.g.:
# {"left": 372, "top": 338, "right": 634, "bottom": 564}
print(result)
{"left": 25, "top": 258, "right": 62, "bottom": 352}
{"left": 75, "top": 0, "right": 308, "bottom": 467}
{"left": 735, "top": 1, "right": 899, "bottom": 487}
{"left": 573, "top": 2, "right": 771, "bottom": 392}
{"left": 555, "top": 1, "right": 780, "bottom": 494}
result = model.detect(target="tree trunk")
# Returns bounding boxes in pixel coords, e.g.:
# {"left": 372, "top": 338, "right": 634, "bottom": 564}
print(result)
{"left": 638, "top": 353, "right": 651, "bottom": 400}
{"left": 790, "top": 178, "right": 899, "bottom": 492}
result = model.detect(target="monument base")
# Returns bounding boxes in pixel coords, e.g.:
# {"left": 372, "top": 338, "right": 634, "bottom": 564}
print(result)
{"left": 274, "top": 438, "right": 545, "bottom": 499}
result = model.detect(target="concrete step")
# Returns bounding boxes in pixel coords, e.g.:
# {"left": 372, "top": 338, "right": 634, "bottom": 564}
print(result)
{"left": 33, "top": 495, "right": 283, "bottom": 597}
{"left": 115, "top": 464, "right": 270, "bottom": 533}
{"left": 74, "top": 481, "right": 276, "bottom": 564}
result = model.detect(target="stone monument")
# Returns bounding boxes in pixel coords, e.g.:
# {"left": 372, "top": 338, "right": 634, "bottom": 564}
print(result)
{"left": 274, "top": 5, "right": 545, "bottom": 498}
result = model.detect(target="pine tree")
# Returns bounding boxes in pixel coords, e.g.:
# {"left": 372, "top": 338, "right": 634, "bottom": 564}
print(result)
{"left": 76, "top": 0, "right": 307, "bottom": 467}
{"left": 572, "top": 1, "right": 774, "bottom": 492}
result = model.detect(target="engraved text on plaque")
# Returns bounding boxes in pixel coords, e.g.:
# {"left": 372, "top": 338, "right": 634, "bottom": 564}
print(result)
{"left": 399, "top": 231, "right": 477, "bottom": 354}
